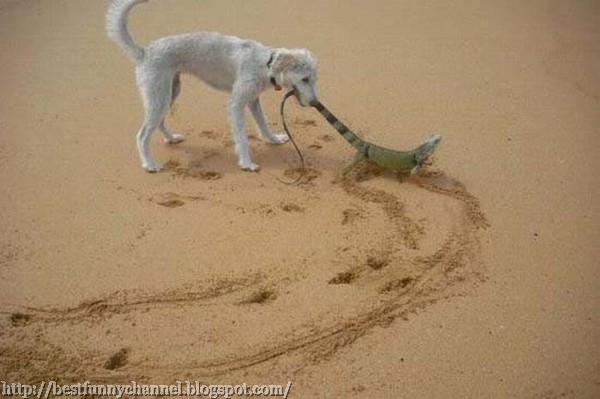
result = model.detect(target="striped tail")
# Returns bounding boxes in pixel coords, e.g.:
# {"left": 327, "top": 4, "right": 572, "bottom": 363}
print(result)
{"left": 311, "top": 101, "right": 370, "bottom": 154}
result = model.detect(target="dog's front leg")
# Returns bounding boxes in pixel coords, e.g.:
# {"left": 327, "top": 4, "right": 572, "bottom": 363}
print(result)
{"left": 228, "top": 84, "right": 259, "bottom": 171}
{"left": 249, "top": 98, "right": 289, "bottom": 145}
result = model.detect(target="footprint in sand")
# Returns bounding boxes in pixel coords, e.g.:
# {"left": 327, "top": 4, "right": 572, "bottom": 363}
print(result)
{"left": 154, "top": 192, "right": 205, "bottom": 208}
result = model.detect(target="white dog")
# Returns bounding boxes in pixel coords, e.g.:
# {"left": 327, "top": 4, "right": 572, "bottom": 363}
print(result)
{"left": 106, "top": 0, "right": 319, "bottom": 172}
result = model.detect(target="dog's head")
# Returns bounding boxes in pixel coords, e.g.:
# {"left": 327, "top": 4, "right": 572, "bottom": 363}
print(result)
{"left": 270, "top": 49, "right": 318, "bottom": 106}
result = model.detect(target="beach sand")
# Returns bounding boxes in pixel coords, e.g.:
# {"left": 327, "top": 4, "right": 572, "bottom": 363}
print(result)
{"left": 0, "top": 0, "right": 598, "bottom": 397}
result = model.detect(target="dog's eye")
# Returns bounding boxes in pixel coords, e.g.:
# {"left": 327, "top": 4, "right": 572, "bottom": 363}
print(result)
{"left": 302, "top": 77, "right": 310, "bottom": 83}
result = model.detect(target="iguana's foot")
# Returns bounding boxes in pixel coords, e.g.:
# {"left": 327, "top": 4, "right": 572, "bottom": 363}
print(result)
{"left": 342, "top": 153, "right": 365, "bottom": 176}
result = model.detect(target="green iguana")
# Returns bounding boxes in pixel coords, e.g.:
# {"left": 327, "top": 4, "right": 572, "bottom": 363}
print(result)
{"left": 309, "top": 98, "right": 441, "bottom": 175}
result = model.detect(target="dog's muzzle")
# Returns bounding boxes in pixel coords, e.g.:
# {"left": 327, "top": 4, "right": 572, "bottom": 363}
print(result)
{"left": 292, "top": 85, "right": 318, "bottom": 107}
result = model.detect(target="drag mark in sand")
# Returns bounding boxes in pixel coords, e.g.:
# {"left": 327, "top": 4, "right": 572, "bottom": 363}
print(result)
{"left": 0, "top": 167, "right": 487, "bottom": 383}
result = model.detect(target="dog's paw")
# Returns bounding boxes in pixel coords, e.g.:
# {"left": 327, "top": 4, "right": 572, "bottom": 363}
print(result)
{"left": 268, "top": 133, "right": 289, "bottom": 145}
{"left": 240, "top": 162, "right": 260, "bottom": 172}
{"left": 165, "top": 134, "right": 185, "bottom": 144}
{"left": 143, "top": 162, "right": 164, "bottom": 173}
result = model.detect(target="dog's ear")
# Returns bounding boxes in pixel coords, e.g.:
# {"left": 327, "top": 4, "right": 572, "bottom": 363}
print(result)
{"left": 271, "top": 52, "right": 299, "bottom": 75}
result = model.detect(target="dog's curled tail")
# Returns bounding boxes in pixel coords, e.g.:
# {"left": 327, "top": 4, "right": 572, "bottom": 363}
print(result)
{"left": 106, "top": 0, "right": 148, "bottom": 64}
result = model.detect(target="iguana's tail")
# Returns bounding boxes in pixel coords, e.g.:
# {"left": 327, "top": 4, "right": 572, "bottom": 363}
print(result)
{"left": 106, "top": 0, "right": 148, "bottom": 64}
{"left": 311, "top": 100, "right": 370, "bottom": 155}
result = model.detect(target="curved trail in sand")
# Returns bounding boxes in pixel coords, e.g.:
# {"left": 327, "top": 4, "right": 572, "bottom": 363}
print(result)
{"left": 1, "top": 164, "right": 487, "bottom": 382}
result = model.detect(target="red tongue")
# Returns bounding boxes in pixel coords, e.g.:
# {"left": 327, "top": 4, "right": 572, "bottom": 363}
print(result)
{"left": 274, "top": 84, "right": 282, "bottom": 91}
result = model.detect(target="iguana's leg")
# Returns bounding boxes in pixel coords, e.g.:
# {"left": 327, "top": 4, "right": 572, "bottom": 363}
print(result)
{"left": 333, "top": 152, "right": 365, "bottom": 183}
{"left": 343, "top": 153, "right": 366, "bottom": 175}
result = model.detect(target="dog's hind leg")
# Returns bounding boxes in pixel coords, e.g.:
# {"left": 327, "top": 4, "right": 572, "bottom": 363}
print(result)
{"left": 249, "top": 98, "right": 289, "bottom": 145}
{"left": 159, "top": 73, "right": 184, "bottom": 144}
{"left": 136, "top": 69, "right": 173, "bottom": 172}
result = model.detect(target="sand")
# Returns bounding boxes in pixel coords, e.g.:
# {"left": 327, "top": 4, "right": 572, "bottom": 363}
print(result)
{"left": 1, "top": 0, "right": 598, "bottom": 397}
